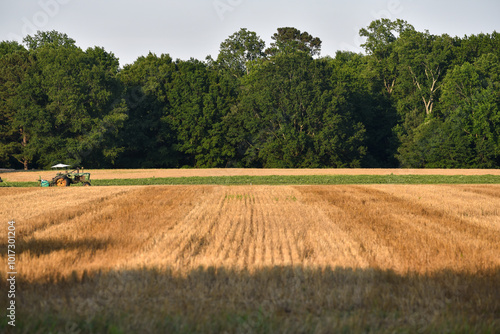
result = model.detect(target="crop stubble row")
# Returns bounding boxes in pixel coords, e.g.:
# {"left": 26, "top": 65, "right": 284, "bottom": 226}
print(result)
{"left": 1, "top": 184, "right": 499, "bottom": 281}
{"left": 1, "top": 184, "right": 499, "bottom": 332}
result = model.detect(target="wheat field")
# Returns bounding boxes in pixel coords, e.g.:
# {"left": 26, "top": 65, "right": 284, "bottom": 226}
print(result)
{"left": 1, "top": 184, "right": 499, "bottom": 333}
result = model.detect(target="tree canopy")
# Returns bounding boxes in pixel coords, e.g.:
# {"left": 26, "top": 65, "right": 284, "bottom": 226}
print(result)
{"left": 266, "top": 27, "right": 322, "bottom": 57}
{"left": 1, "top": 23, "right": 499, "bottom": 169}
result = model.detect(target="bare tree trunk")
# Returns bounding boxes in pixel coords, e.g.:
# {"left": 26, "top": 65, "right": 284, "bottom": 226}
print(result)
{"left": 21, "top": 128, "right": 28, "bottom": 170}
{"left": 408, "top": 65, "right": 441, "bottom": 115}
{"left": 384, "top": 78, "right": 395, "bottom": 94}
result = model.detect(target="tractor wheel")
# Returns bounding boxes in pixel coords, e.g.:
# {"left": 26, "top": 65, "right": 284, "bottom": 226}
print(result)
{"left": 83, "top": 182, "right": 91, "bottom": 187}
{"left": 56, "top": 177, "right": 70, "bottom": 187}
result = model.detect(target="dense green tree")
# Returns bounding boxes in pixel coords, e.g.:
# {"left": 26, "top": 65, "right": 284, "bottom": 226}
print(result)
{"left": 32, "top": 44, "right": 127, "bottom": 168}
{"left": 167, "top": 59, "right": 238, "bottom": 167}
{"left": 0, "top": 48, "right": 39, "bottom": 169}
{"left": 236, "top": 52, "right": 366, "bottom": 167}
{"left": 440, "top": 54, "right": 500, "bottom": 167}
{"left": 216, "top": 28, "right": 266, "bottom": 77}
{"left": 452, "top": 32, "right": 500, "bottom": 65}
{"left": 0, "top": 31, "right": 127, "bottom": 169}
{"left": 396, "top": 116, "right": 473, "bottom": 168}
{"left": 398, "top": 54, "right": 500, "bottom": 167}
{"left": 360, "top": 19, "right": 414, "bottom": 95}
{"left": 0, "top": 41, "right": 26, "bottom": 59}
{"left": 330, "top": 51, "right": 398, "bottom": 167}
{"left": 265, "top": 27, "right": 322, "bottom": 57}
{"left": 394, "top": 30, "right": 455, "bottom": 116}
{"left": 392, "top": 31, "right": 456, "bottom": 166}
{"left": 1, "top": 23, "right": 499, "bottom": 170}
{"left": 117, "top": 53, "right": 178, "bottom": 168}
{"left": 23, "top": 30, "right": 76, "bottom": 50}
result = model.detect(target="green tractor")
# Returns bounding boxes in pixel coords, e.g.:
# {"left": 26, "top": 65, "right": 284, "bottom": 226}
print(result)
{"left": 39, "top": 164, "right": 91, "bottom": 187}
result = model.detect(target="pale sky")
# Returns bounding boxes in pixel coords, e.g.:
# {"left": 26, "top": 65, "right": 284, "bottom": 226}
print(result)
{"left": 1, "top": 0, "right": 499, "bottom": 66}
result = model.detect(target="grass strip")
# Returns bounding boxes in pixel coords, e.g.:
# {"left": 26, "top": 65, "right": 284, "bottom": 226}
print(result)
{"left": 94, "top": 174, "right": 500, "bottom": 185}
{"left": 0, "top": 181, "right": 39, "bottom": 187}
{"left": 2, "top": 174, "right": 499, "bottom": 187}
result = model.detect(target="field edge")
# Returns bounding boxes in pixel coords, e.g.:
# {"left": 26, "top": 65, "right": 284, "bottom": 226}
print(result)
{"left": 1, "top": 174, "right": 500, "bottom": 187}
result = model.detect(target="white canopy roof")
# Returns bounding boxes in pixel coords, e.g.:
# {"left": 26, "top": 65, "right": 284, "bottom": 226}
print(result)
{"left": 51, "top": 163, "right": 71, "bottom": 168}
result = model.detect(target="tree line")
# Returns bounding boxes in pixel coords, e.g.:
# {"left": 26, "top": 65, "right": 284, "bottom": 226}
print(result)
{"left": 1, "top": 20, "right": 499, "bottom": 170}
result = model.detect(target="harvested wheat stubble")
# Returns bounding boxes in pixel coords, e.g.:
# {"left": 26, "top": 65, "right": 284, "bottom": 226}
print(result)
{"left": 0, "top": 184, "right": 498, "bottom": 333}
{"left": 3, "top": 167, "right": 500, "bottom": 182}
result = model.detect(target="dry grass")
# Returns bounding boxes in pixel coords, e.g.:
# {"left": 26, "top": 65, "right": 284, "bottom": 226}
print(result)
{"left": 0, "top": 185, "right": 499, "bottom": 333}
{"left": 3, "top": 167, "right": 500, "bottom": 182}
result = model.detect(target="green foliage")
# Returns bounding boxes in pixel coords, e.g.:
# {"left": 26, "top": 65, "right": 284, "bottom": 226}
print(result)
{"left": 330, "top": 51, "right": 398, "bottom": 167}
{"left": 397, "top": 53, "right": 500, "bottom": 168}
{"left": 216, "top": 28, "right": 266, "bottom": 77}
{"left": 1, "top": 23, "right": 499, "bottom": 169}
{"left": 0, "top": 47, "right": 38, "bottom": 168}
{"left": 236, "top": 52, "right": 366, "bottom": 167}
{"left": 167, "top": 59, "right": 239, "bottom": 167}
{"left": 23, "top": 30, "right": 76, "bottom": 50}
{"left": 360, "top": 19, "right": 500, "bottom": 168}
{"left": 265, "top": 27, "right": 322, "bottom": 57}
{"left": 117, "top": 53, "right": 178, "bottom": 168}
{"left": 0, "top": 41, "right": 25, "bottom": 59}
{"left": 0, "top": 32, "right": 126, "bottom": 169}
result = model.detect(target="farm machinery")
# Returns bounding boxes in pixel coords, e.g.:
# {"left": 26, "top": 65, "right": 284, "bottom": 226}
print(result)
{"left": 39, "top": 164, "right": 91, "bottom": 187}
